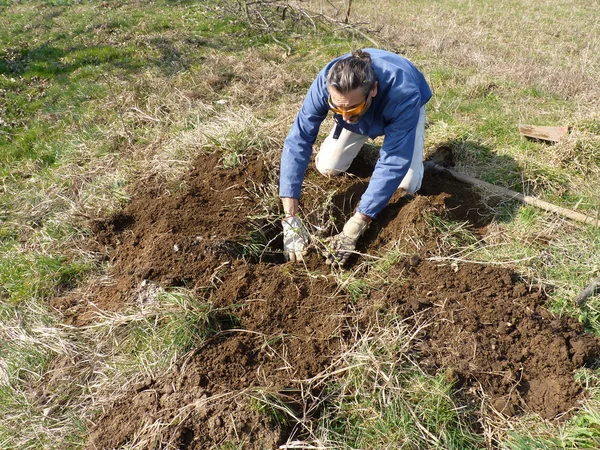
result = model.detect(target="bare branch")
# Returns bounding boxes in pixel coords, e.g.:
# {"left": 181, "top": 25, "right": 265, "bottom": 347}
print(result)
{"left": 210, "top": 0, "right": 385, "bottom": 54}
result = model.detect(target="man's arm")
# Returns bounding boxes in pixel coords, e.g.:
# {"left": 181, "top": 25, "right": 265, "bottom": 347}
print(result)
{"left": 356, "top": 96, "right": 421, "bottom": 219}
{"left": 279, "top": 71, "right": 330, "bottom": 263}
{"left": 281, "top": 197, "right": 298, "bottom": 217}
{"left": 279, "top": 72, "right": 330, "bottom": 201}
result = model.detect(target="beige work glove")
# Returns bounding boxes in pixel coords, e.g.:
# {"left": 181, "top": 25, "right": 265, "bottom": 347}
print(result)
{"left": 282, "top": 216, "right": 309, "bottom": 263}
{"left": 323, "top": 215, "right": 369, "bottom": 266}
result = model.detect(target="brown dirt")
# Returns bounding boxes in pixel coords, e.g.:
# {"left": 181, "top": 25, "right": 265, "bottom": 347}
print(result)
{"left": 378, "top": 260, "right": 599, "bottom": 420}
{"left": 86, "top": 261, "right": 349, "bottom": 449}
{"left": 51, "top": 151, "right": 600, "bottom": 449}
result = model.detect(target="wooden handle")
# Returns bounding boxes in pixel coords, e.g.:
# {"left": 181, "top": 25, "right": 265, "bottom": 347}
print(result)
{"left": 425, "top": 162, "right": 599, "bottom": 226}
{"left": 576, "top": 277, "right": 600, "bottom": 306}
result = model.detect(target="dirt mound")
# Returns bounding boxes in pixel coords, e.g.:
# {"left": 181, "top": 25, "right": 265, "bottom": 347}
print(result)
{"left": 53, "top": 153, "right": 282, "bottom": 324}
{"left": 88, "top": 261, "right": 349, "bottom": 450}
{"left": 52, "top": 152, "right": 600, "bottom": 449}
{"left": 380, "top": 260, "right": 599, "bottom": 419}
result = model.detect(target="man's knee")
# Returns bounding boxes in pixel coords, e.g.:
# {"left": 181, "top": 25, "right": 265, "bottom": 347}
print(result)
{"left": 316, "top": 165, "right": 342, "bottom": 176}
{"left": 315, "top": 140, "right": 346, "bottom": 176}
{"left": 400, "top": 175, "right": 422, "bottom": 193}
{"left": 399, "top": 165, "right": 424, "bottom": 193}
{"left": 315, "top": 127, "right": 369, "bottom": 176}
{"left": 315, "top": 157, "right": 344, "bottom": 176}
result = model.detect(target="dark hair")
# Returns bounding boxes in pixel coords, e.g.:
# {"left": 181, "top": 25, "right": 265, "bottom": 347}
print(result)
{"left": 327, "top": 49, "right": 376, "bottom": 95}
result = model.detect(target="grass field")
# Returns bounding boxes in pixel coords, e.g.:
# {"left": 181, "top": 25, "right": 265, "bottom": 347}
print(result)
{"left": 1, "top": 0, "right": 599, "bottom": 448}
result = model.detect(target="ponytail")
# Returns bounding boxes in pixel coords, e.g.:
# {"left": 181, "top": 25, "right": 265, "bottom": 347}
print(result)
{"left": 351, "top": 49, "right": 372, "bottom": 64}
{"left": 327, "top": 49, "right": 376, "bottom": 95}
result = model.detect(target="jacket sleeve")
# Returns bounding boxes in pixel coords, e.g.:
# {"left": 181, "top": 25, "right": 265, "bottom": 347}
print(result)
{"left": 279, "top": 73, "right": 329, "bottom": 199}
{"left": 357, "top": 95, "right": 421, "bottom": 218}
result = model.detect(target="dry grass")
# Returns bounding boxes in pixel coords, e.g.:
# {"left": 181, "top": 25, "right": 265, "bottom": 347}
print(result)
{"left": 0, "top": 284, "right": 224, "bottom": 449}
{"left": 275, "top": 309, "right": 481, "bottom": 449}
{"left": 318, "top": 0, "right": 600, "bottom": 104}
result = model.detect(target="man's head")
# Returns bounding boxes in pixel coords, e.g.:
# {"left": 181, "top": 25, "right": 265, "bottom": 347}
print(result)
{"left": 327, "top": 49, "right": 378, "bottom": 124}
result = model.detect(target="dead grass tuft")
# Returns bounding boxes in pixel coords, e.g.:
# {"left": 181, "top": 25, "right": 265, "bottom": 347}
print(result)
{"left": 276, "top": 308, "right": 479, "bottom": 448}
{"left": 543, "top": 129, "right": 600, "bottom": 190}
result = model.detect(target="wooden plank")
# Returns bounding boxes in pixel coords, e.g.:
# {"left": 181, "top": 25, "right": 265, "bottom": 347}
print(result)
{"left": 519, "top": 124, "right": 569, "bottom": 143}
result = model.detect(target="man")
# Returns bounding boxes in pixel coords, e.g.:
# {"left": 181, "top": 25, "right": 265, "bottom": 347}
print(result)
{"left": 279, "top": 48, "right": 432, "bottom": 265}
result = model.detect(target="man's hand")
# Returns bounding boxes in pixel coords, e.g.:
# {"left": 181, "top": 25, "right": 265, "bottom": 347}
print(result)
{"left": 282, "top": 216, "right": 309, "bottom": 263}
{"left": 281, "top": 197, "right": 298, "bottom": 218}
{"left": 324, "top": 214, "right": 370, "bottom": 265}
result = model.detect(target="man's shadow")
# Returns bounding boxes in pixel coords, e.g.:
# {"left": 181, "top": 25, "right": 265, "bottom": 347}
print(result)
{"left": 347, "top": 140, "right": 525, "bottom": 253}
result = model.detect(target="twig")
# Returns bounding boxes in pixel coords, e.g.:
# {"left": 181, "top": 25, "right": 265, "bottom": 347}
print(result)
{"left": 130, "top": 107, "right": 160, "bottom": 123}
{"left": 221, "top": 1, "right": 383, "bottom": 51}
{"left": 427, "top": 255, "right": 536, "bottom": 265}
{"left": 256, "top": 9, "right": 292, "bottom": 55}
{"left": 103, "top": 74, "right": 133, "bottom": 146}
{"left": 318, "top": 12, "right": 382, "bottom": 47}
{"left": 279, "top": 443, "right": 331, "bottom": 449}
{"left": 296, "top": 6, "right": 317, "bottom": 33}
{"left": 344, "top": 0, "right": 352, "bottom": 23}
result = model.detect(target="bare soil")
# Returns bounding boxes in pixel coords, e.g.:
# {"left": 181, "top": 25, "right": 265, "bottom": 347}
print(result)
{"left": 52, "top": 151, "right": 600, "bottom": 449}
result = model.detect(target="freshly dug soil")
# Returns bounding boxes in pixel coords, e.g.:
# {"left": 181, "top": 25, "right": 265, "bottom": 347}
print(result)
{"left": 381, "top": 260, "right": 598, "bottom": 420}
{"left": 86, "top": 260, "right": 348, "bottom": 449}
{"left": 52, "top": 151, "right": 600, "bottom": 449}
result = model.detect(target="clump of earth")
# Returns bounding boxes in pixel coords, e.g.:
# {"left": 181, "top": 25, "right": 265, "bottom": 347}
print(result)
{"left": 52, "top": 150, "right": 600, "bottom": 449}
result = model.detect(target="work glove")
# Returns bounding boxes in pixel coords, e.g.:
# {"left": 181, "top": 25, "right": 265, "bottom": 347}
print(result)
{"left": 282, "top": 216, "right": 309, "bottom": 263}
{"left": 323, "top": 215, "right": 369, "bottom": 266}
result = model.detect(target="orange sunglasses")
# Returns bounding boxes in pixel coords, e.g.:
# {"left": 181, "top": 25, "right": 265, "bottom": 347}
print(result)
{"left": 327, "top": 96, "right": 368, "bottom": 116}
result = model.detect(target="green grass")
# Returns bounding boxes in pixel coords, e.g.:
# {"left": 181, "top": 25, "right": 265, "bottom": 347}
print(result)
{"left": 0, "top": 251, "right": 96, "bottom": 303}
{"left": 126, "top": 289, "right": 219, "bottom": 361}
{"left": 307, "top": 315, "right": 482, "bottom": 449}
{"left": 216, "top": 441, "right": 249, "bottom": 450}
{"left": 249, "top": 390, "right": 293, "bottom": 428}
{"left": 324, "top": 372, "right": 480, "bottom": 449}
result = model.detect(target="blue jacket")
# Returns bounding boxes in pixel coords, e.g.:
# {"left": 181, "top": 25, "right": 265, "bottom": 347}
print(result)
{"left": 279, "top": 48, "right": 432, "bottom": 218}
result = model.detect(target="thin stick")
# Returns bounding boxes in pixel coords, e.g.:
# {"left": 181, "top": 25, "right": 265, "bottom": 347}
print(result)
{"left": 103, "top": 74, "right": 133, "bottom": 146}
{"left": 317, "top": 12, "right": 381, "bottom": 47}
{"left": 344, "top": 0, "right": 352, "bottom": 23}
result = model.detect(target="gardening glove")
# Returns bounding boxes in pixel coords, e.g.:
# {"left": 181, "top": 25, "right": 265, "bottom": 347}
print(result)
{"left": 282, "top": 216, "right": 309, "bottom": 263}
{"left": 323, "top": 215, "right": 369, "bottom": 266}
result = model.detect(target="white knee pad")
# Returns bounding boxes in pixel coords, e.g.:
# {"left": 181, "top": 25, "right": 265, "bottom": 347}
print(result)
{"left": 315, "top": 125, "right": 369, "bottom": 176}
{"left": 315, "top": 151, "right": 344, "bottom": 175}
{"left": 399, "top": 166, "right": 423, "bottom": 193}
